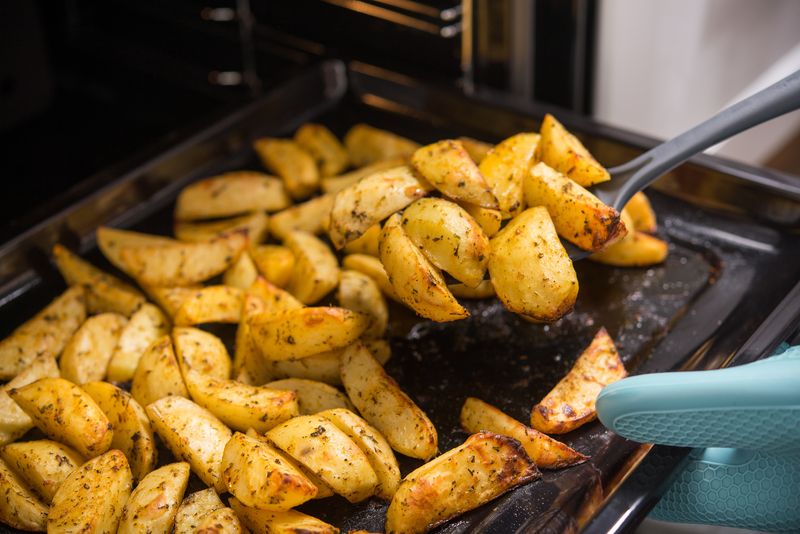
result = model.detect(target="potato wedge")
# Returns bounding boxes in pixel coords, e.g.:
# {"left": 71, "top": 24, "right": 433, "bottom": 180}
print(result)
{"left": 196, "top": 507, "right": 244, "bottom": 534}
{"left": 401, "top": 198, "right": 491, "bottom": 288}
{"left": 107, "top": 303, "right": 171, "bottom": 382}
{"left": 254, "top": 137, "right": 320, "bottom": 200}
{"left": 96, "top": 226, "right": 177, "bottom": 277}
{"left": 294, "top": 123, "right": 350, "bottom": 177}
{"left": 411, "top": 140, "right": 498, "bottom": 208}
{"left": 268, "top": 349, "right": 342, "bottom": 385}
{"left": 0, "top": 352, "right": 60, "bottom": 446}
{"left": 146, "top": 396, "right": 232, "bottom": 493}
{"left": 251, "top": 244, "right": 297, "bottom": 289}
{"left": 173, "top": 171, "right": 290, "bottom": 220}
{"left": 59, "top": 312, "right": 128, "bottom": 385}
{"left": 131, "top": 335, "right": 189, "bottom": 407}
{"left": 341, "top": 253, "right": 401, "bottom": 303}
{"left": 342, "top": 223, "right": 381, "bottom": 256}
{"left": 337, "top": 270, "right": 388, "bottom": 341}
{"left": 320, "top": 157, "right": 408, "bottom": 194}
{"left": 460, "top": 397, "right": 587, "bottom": 469}
{"left": 48, "top": 449, "right": 133, "bottom": 534}
{"left": 448, "top": 280, "right": 495, "bottom": 299}
{"left": 269, "top": 193, "right": 335, "bottom": 240}
{"left": 340, "top": 341, "right": 438, "bottom": 460}
{"left": 344, "top": 124, "right": 420, "bottom": 167}
{"left": 53, "top": 244, "right": 145, "bottom": 316}
{"left": 223, "top": 250, "right": 259, "bottom": 290}
{"left": 458, "top": 137, "right": 493, "bottom": 164}
{"left": 233, "top": 293, "right": 270, "bottom": 386}
{"left": 587, "top": 231, "right": 669, "bottom": 267}
{"left": 120, "top": 230, "right": 248, "bottom": 286}
{"left": 488, "top": 206, "right": 578, "bottom": 321}
{"left": 379, "top": 213, "right": 468, "bottom": 322}
{"left": 9, "top": 377, "right": 112, "bottom": 458}
{"left": 265, "top": 378, "right": 355, "bottom": 414}
{"left": 246, "top": 277, "right": 305, "bottom": 312}
{"left": 531, "top": 327, "right": 627, "bottom": 434}
{"left": 385, "top": 432, "right": 540, "bottom": 534}
{"left": 538, "top": 113, "right": 610, "bottom": 187}
{"left": 174, "top": 211, "right": 269, "bottom": 247}
{"left": 0, "top": 439, "right": 86, "bottom": 504}
{"left": 267, "top": 414, "right": 379, "bottom": 503}
{"left": 478, "top": 132, "right": 540, "bottom": 217}
{"left": 174, "top": 489, "right": 225, "bottom": 534}
{"left": 0, "top": 285, "right": 86, "bottom": 380}
{"left": 230, "top": 497, "right": 339, "bottom": 534}
{"left": 284, "top": 230, "right": 340, "bottom": 304}
{"left": 624, "top": 191, "right": 657, "bottom": 233}
{"left": 222, "top": 431, "right": 317, "bottom": 510}
{"left": 82, "top": 381, "right": 158, "bottom": 484}
{"left": 0, "top": 455, "right": 49, "bottom": 531}
{"left": 118, "top": 462, "right": 190, "bottom": 534}
{"left": 173, "top": 326, "right": 232, "bottom": 380}
{"left": 140, "top": 284, "right": 202, "bottom": 318}
{"left": 328, "top": 165, "right": 435, "bottom": 249}
{"left": 453, "top": 199, "right": 502, "bottom": 237}
{"left": 249, "top": 307, "right": 370, "bottom": 361}
{"left": 173, "top": 285, "right": 245, "bottom": 326}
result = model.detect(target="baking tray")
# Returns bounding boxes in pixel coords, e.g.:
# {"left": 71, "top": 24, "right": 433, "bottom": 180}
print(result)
{"left": 2, "top": 59, "right": 800, "bottom": 534}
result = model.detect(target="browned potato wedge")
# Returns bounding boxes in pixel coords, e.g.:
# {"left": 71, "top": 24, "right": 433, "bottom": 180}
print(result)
{"left": 131, "top": 335, "right": 189, "bottom": 407}
{"left": 222, "top": 432, "right": 317, "bottom": 510}
{"left": 53, "top": 244, "right": 145, "bottom": 316}
{"left": 320, "top": 157, "right": 408, "bottom": 194}
{"left": 174, "top": 489, "right": 225, "bottom": 534}
{"left": 294, "top": 123, "right": 350, "bottom": 177}
{"left": 270, "top": 193, "right": 336, "bottom": 240}
{"left": 337, "top": 270, "right": 388, "bottom": 341}
{"left": 328, "top": 165, "right": 435, "bottom": 249}
{"left": 531, "top": 327, "right": 627, "bottom": 434}
{"left": 48, "top": 449, "right": 133, "bottom": 534}
{"left": 401, "top": 198, "right": 491, "bottom": 288}
{"left": 140, "top": 284, "right": 202, "bottom": 319}
{"left": 246, "top": 277, "right": 305, "bottom": 312}
{"left": 146, "top": 396, "right": 232, "bottom": 493}
{"left": 230, "top": 497, "right": 339, "bottom": 534}
{"left": 340, "top": 341, "right": 438, "bottom": 460}
{"left": 0, "top": 285, "right": 86, "bottom": 380}
{"left": 267, "top": 414, "right": 379, "bottom": 503}
{"left": 0, "top": 455, "right": 49, "bottom": 531}
{"left": 458, "top": 137, "right": 493, "bottom": 164}
{"left": 118, "top": 462, "right": 190, "bottom": 534}
{"left": 0, "top": 439, "right": 86, "bottom": 503}
{"left": 265, "top": 378, "right": 355, "bottom": 414}
{"left": 453, "top": 199, "right": 502, "bottom": 237}
{"left": 385, "top": 432, "right": 540, "bottom": 534}
{"left": 223, "top": 250, "right": 259, "bottom": 290}
{"left": 588, "top": 231, "right": 669, "bottom": 267}
{"left": 249, "top": 307, "right": 370, "bottom": 361}
{"left": 319, "top": 408, "right": 401, "bottom": 501}
{"left": 233, "top": 293, "right": 272, "bottom": 386}
{"left": 82, "top": 381, "right": 158, "bottom": 484}
{"left": 96, "top": 226, "right": 177, "bottom": 277}
{"left": 284, "top": 230, "right": 340, "bottom": 304}
{"left": 107, "top": 303, "right": 171, "bottom": 382}
{"left": 173, "top": 285, "right": 245, "bottom": 326}
{"left": 268, "top": 349, "right": 342, "bottom": 385}
{"left": 341, "top": 254, "right": 401, "bottom": 303}
{"left": 251, "top": 245, "right": 296, "bottom": 288}
{"left": 173, "top": 326, "right": 232, "bottom": 380}
{"left": 174, "top": 211, "right": 269, "bottom": 246}
{"left": 9, "top": 377, "right": 112, "bottom": 458}
{"left": 342, "top": 223, "right": 381, "bottom": 256}
{"left": 59, "top": 312, "right": 128, "bottom": 385}
{"left": 624, "top": 191, "right": 657, "bottom": 233}
{"left": 447, "top": 280, "right": 495, "bottom": 299}
{"left": 120, "top": 230, "right": 248, "bottom": 286}
{"left": 379, "top": 213, "right": 468, "bottom": 322}
{"left": 174, "top": 171, "right": 290, "bottom": 221}
{"left": 538, "top": 114, "right": 610, "bottom": 187}
{"left": 478, "top": 132, "right": 540, "bottom": 217}
{"left": 195, "top": 507, "right": 244, "bottom": 534}
{"left": 344, "top": 124, "right": 420, "bottom": 167}
{"left": 411, "top": 140, "right": 499, "bottom": 208}
{"left": 460, "top": 397, "right": 587, "bottom": 469}
{"left": 254, "top": 137, "right": 320, "bottom": 200}
{"left": 364, "top": 339, "right": 392, "bottom": 366}
{"left": 0, "top": 352, "right": 60, "bottom": 446}
{"left": 488, "top": 206, "right": 578, "bottom": 321}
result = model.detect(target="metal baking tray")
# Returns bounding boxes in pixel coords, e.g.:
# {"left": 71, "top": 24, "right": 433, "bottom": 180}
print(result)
{"left": 2, "top": 59, "right": 800, "bottom": 534}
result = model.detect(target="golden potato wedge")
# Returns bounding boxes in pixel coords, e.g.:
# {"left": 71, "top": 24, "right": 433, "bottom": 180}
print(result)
{"left": 118, "top": 462, "right": 190, "bottom": 534}
{"left": 230, "top": 497, "right": 339, "bottom": 534}
{"left": 0, "top": 352, "right": 60, "bottom": 446}
{"left": 174, "top": 211, "right": 270, "bottom": 247}
{"left": 460, "top": 397, "right": 587, "bottom": 469}
{"left": 0, "top": 455, "right": 49, "bottom": 532}
{"left": 267, "top": 414, "right": 378, "bottom": 503}
{"left": 120, "top": 230, "right": 248, "bottom": 286}
{"left": 268, "top": 349, "right": 342, "bottom": 385}
{"left": 478, "top": 132, "right": 540, "bottom": 217}
{"left": 96, "top": 226, "right": 177, "bottom": 277}
{"left": 269, "top": 193, "right": 336, "bottom": 240}
{"left": 52, "top": 244, "right": 145, "bottom": 316}
{"left": 107, "top": 303, "right": 171, "bottom": 382}
{"left": 328, "top": 165, "right": 435, "bottom": 249}
{"left": 173, "top": 285, "right": 245, "bottom": 326}
{"left": 223, "top": 250, "right": 259, "bottom": 290}
{"left": 624, "top": 191, "right": 657, "bottom": 233}
{"left": 411, "top": 140, "right": 499, "bottom": 208}
{"left": 249, "top": 307, "right": 370, "bottom": 361}
{"left": 385, "top": 432, "right": 540, "bottom": 534}
{"left": 364, "top": 339, "right": 392, "bottom": 366}
{"left": 131, "top": 334, "right": 189, "bottom": 407}
{"left": 340, "top": 341, "right": 438, "bottom": 460}
{"left": 173, "top": 326, "right": 232, "bottom": 380}
{"left": 146, "top": 395, "right": 232, "bottom": 493}
{"left": 284, "top": 230, "right": 340, "bottom": 304}
{"left": 173, "top": 171, "right": 290, "bottom": 221}
{"left": 174, "top": 489, "right": 225, "bottom": 534}
{"left": 196, "top": 507, "right": 244, "bottom": 534}
{"left": 222, "top": 431, "right": 317, "bottom": 510}
{"left": 531, "top": 327, "right": 627, "bottom": 434}
{"left": 320, "top": 157, "right": 408, "bottom": 194}
{"left": 9, "top": 377, "right": 112, "bottom": 458}
{"left": 401, "top": 198, "right": 491, "bottom": 288}
{"left": 538, "top": 113, "right": 610, "bottom": 187}
{"left": 320, "top": 408, "right": 401, "bottom": 501}
{"left": 342, "top": 223, "right": 381, "bottom": 256}
{"left": 141, "top": 284, "right": 202, "bottom": 318}
{"left": 0, "top": 439, "right": 86, "bottom": 504}
{"left": 254, "top": 137, "right": 320, "bottom": 200}
{"left": 448, "top": 280, "right": 495, "bottom": 299}
{"left": 48, "top": 449, "right": 133, "bottom": 534}
{"left": 294, "top": 123, "right": 350, "bottom": 177}
{"left": 458, "top": 137, "right": 493, "bottom": 164}
{"left": 587, "top": 231, "right": 669, "bottom": 267}
{"left": 379, "top": 213, "right": 468, "bottom": 322}
{"left": 344, "top": 124, "right": 420, "bottom": 167}
{"left": 59, "top": 312, "right": 128, "bottom": 385}
{"left": 82, "top": 381, "right": 158, "bottom": 484}
{"left": 0, "top": 285, "right": 86, "bottom": 380}
{"left": 488, "top": 206, "right": 578, "bottom": 321}
{"left": 265, "top": 378, "right": 355, "bottom": 415}
{"left": 337, "top": 270, "right": 388, "bottom": 341}
{"left": 454, "top": 199, "right": 502, "bottom": 237}
{"left": 232, "top": 293, "right": 270, "bottom": 386}
{"left": 246, "top": 277, "right": 305, "bottom": 312}
{"left": 251, "top": 244, "right": 296, "bottom": 288}
{"left": 341, "top": 254, "right": 401, "bottom": 303}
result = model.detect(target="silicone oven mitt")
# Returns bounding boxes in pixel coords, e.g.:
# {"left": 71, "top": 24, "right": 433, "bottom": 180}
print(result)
{"left": 596, "top": 344, "right": 800, "bottom": 533}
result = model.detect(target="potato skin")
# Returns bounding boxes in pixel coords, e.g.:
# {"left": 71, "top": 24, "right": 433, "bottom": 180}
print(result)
{"left": 0, "top": 455, "right": 50, "bottom": 531}
{"left": 173, "top": 285, "right": 245, "bottom": 326}
{"left": 173, "top": 327, "right": 232, "bottom": 379}
{"left": 117, "top": 462, "right": 190, "bottom": 534}
{"left": 537, "top": 114, "right": 610, "bottom": 187}
{"left": 131, "top": 334, "right": 189, "bottom": 408}
{"left": 173, "top": 488, "right": 225, "bottom": 534}
{"left": 0, "top": 439, "right": 87, "bottom": 503}
{"left": 106, "top": 302, "right": 171, "bottom": 383}
{"left": 173, "top": 171, "right": 290, "bottom": 220}
{"left": 59, "top": 312, "right": 128, "bottom": 385}
{"left": 195, "top": 507, "right": 244, "bottom": 534}
{"left": 478, "top": 133, "right": 540, "bottom": 217}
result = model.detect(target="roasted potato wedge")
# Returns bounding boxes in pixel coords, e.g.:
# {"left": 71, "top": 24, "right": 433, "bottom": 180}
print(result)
{"left": 488, "top": 206, "right": 578, "bottom": 321}
{"left": 537, "top": 113, "right": 610, "bottom": 187}
{"left": 270, "top": 193, "right": 336, "bottom": 240}
{"left": 284, "top": 230, "right": 340, "bottom": 304}
{"left": 265, "top": 378, "right": 355, "bottom": 414}
{"left": 96, "top": 226, "right": 177, "bottom": 277}
{"left": 9, "top": 377, "right": 113, "bottom": 458}
{"left": 254, "top": 137, "right": 320, "bottom": 200}
{"left": 173, "top": 285, "right": 245, "bottom": 326}
{"left": 107, "top": 302, "right": 171, "bottom": 382}
{"left": 174, "top": 171, "right": 290, "bottom": 220}
{"left": 587, "top": 231, "right": 669, "bottom": 267}
{"left": 173, "top": 326, "right": 232, "bottom": 379}
{"left": 59, "top": 312, "right": 128, "bottom": 385}
{"left": 624, "top": 191, "right": 657, "bottom": 233}
{"left": 118, "top": 462, "right": 190, "bottom": 534}
{"left": 251, "top": 244, "right": 296, "bottom": 288}
{"left": 341, "top": 253, "right": 401, "bottom": 303}
{"left": 230, "top": 497, "right": 340, "bottom": 534}
{"left": 195, "top": 507, "right": 244, "bottom": 534}
{"left": 268, "top": 349, "right": 342, "bottom": 385}
{"left": 344, "top": 123, "right": 420, "bottom": 167}
{"left": 173, "top": 488, "right": 225, "bottom": 534}
{"left": 320, "top": 157, "right": 408, "bottom": 194}
{"left": 342, "top": 223, "right": 381, "bottom": 256}
{"left": 478, "top": 132, "right": 540, "bottom": 217}
{"left": 140, "top": 284, "right": 202, "bottom": 319}
{"left": 385, "top": 432, "right": 540, "bottom": 534}
{"left": 531, "top": 327, "right": 627, "bottom": 434}
{"left": 340, "top": 341, "right": 438, "bottom": 460}
{"left": 223, "top": 250, "right": 259, "bottom": 290}
{"left": 453, "top": 199, "right": 502, "bottom": 237}
{"left": 294, "top": 123, "right": 350, "bottom": 177}
{"left": 232, "top": 293, "right": 271, "bottom": 386}
{"left": 174, "top": 211, "right": 269, "bottom": 246}
{"left": 246, "top": 277, "right": 305, "bottom": 312}
{"left": 131, "top": 334, "right": 189, "bottom": 407}
{"left": 458, "top": 137, "right": 493, "bottom": 164}
{"left": 337, "top": 270, "right": 388, "bottom": 341}
{"left": 0, "top": 352, "right": 60, "bottom": 446}
{"left": 0, "top": 455, "right": 49, "bottom": 532}
{"left": 447, "top": 280, "right": 495, "bottom": 299}
{"left": 0, "top": 439, "right": 86, "bottom": 504}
